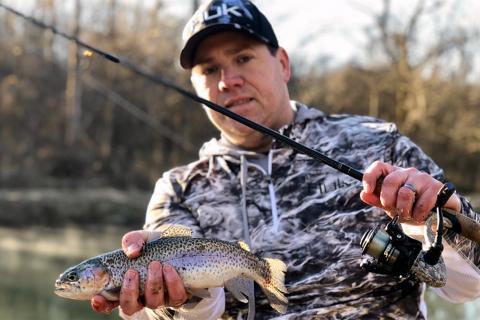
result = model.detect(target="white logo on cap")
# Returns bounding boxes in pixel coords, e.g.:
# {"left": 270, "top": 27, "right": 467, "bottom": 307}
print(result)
{"left": 203, "top": 4, "right": 243, "bottom": 22}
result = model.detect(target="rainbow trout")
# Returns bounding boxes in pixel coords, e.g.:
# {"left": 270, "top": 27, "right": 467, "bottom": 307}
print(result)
{"left": 54, "top": 226, "right": 288, "bottom": 318}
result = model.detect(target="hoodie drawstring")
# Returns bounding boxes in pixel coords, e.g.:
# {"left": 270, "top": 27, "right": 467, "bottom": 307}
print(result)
{"left": 267, "top": 151, "right": 280, "bottom": 233}
{"left": 240, "top": 155, "right": 252, "bottom": 248}
{"left": 240, "top": 155, "right": 256, "bottom": 320}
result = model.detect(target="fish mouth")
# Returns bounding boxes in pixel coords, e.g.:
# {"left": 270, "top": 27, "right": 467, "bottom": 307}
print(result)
{"left": 53, "top": 286, "right": 85, "bottom": 300}
{"left": 53, "top": 287, "right": 70, "bottom": 298}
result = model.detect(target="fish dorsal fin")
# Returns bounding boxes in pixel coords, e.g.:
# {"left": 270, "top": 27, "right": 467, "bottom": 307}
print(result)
{"left": 237, "top": 240, "right": 250, "bottom": 252}
{"left": 160, "top": 224, "right": 192, "bottom": 238}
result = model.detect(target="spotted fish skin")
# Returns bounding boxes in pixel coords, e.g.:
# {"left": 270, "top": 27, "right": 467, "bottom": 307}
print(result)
{"left": 100, "top": 237, "right": 273, "bottom": 293}
{"left": 54, "top": 236, "right": 287, "bottom": 314}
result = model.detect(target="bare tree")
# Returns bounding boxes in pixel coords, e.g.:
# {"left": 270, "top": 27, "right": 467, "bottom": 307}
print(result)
{"left": 65, "top": 0, "right": 82, "bottom": 145}
{"left": 193, "top": 0, "right": 200, "bottom": 14}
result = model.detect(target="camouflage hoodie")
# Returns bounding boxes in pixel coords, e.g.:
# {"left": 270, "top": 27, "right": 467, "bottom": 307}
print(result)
{"left": 144, "top": 102, "right": 479, "bottom": 319}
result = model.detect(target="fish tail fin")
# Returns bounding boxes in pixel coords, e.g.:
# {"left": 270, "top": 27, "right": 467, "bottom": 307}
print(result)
{"left": 259, "top": 258, "right": 288, "bottom": 314}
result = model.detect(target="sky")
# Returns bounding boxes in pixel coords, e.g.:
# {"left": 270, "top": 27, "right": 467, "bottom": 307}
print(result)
{"left": 162, "top": 0, "right": 480, "bottom": 76}
{"left": 258, "top": 0, "right": 479, "bottom": 64}
{"left": 2, "top": 0, "right": 479, "bottom": 77}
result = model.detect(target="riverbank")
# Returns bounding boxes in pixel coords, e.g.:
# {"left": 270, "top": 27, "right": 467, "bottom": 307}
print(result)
{"left": 0, "top": 188, "right": 477, "bottom": 229}
{"left": 0, "top": 188, "right": 150, "bottom": 228}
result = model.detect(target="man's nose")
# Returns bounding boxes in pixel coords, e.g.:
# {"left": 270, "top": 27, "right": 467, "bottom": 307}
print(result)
{"left": 218, "top": 68, "right": 244, "bottom": 91}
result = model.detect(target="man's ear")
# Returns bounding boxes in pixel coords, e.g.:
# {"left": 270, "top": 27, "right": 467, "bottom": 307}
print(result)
{"left": 277, "top": 47, "right": 291, "bottom": 82}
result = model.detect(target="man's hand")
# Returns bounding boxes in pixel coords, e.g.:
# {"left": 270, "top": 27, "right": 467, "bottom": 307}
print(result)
{"left": 361, "top": 161, "right": 461, "bottom": 224}
{"left": 90, "top": 230, "right": 189, "bottom": 316}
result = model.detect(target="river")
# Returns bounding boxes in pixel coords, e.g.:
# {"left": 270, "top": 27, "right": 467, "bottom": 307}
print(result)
{"left": 0, "top": 226, "right": 123, "bottom": 320}
{"left": 0, "top": 226, "right": 479, "bottom": 320}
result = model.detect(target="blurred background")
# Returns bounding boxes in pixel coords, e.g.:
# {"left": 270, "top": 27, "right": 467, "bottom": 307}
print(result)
{"left": 0, "top": 0, "right": 479, "bottom": 319}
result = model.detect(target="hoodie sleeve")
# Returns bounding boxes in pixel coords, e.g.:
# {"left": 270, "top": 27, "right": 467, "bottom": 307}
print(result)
{"left": 141, "top": 171, "right": 226, "bottom": 318}
{"left": 118, "top": 288, "right": 225, "bottom": 320}
{"left": 391, "top": 133, "right": 480, "bottom": 301}
{"left": 144, "top": 169, "right": 204, "bottom": 237}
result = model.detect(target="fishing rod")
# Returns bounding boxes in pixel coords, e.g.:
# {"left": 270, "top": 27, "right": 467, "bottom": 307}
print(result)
{"left": 1, "top": 1, "right": 479, "bottom": 279}
{"left": 0, "top": 2, "right": 364, "bottom": 181}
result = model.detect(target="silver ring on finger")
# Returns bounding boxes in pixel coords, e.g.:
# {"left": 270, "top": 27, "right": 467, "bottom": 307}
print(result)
{"left": 402, "top": 182, "right": 417, "bottom": 196}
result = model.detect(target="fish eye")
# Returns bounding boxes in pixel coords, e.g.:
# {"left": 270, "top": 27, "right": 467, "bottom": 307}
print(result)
{"left": 66, "top": 271, "right": 78, "bottom": 282}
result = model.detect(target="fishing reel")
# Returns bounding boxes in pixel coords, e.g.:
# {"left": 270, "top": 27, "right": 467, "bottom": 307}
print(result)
{"left": 360, "top": 183, "right": 456, "bottom": 278}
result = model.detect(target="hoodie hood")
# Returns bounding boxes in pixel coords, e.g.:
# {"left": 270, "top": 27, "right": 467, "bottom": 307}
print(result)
{"left": 199, "top": 101, "right": 325, "bottom": 159}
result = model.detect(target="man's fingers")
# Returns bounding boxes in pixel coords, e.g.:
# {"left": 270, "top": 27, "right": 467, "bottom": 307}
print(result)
{"left": 362, "top": 161, "right": 394, "bottom": 194}
{"left": 395, "top": 184, "right": 416, "bottom": 221}
{"left": 412, "top": 186, "right": 438, "bottom": 223}
{"left": 122, "top": 230, "right": 163, "bottom": 258}
{"left": 362, "top": 161, "right": 463, "bottom": 225}
{"left": 145, "top": 261, "right": 165, "bottom": 309}
{"left": 360, "top": 190, "right": 380, "bottom": 207}
{"left": 91, "top": 295, "right": 119, "bottom": 314}
{"left": 120, "top": 269, "right": 143, "bottom": 316}
{"left": 378, "top": 167, "right": 418, "bottom": 210}
{"left": 122, "top": 231, "right": 147, "bottom": 258}
{"left": 163, "top": 264, "right": 188, "bottom": 308}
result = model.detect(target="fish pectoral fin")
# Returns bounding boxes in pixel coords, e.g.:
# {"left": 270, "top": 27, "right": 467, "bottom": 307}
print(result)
{"left": 187, "top": 288, "right": 211, "bottom": 299}
{"left": 224, "top": 277, "right": 254, "bottom": 304}
{"left": 100, "top": 287, "right": 120, "bottom": 301}
{"left": 159, "top": 225, "right": 193, "bottom": 238}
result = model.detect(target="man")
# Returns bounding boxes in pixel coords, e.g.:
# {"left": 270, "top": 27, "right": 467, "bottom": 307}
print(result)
{"left": 92, "top": 0, "right": 480, "bottom": 318}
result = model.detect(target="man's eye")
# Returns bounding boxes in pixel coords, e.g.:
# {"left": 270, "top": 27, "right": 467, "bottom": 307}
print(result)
{"left": 237, "top": 55, "right": 252, "bottom": 64}
{"left": 202, "top": 66, "right": 218, "bottom": 75}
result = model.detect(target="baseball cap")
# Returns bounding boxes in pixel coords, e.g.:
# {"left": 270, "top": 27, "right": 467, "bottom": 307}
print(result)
{"left": 180, "top": 0, "right": 279, "bottom": 69}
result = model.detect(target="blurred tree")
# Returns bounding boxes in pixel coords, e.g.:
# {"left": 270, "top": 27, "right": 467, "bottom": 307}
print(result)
{"left": 290, "top": 0, "right": 479, "bottom": 192}
{"left": 65, "top": 0, "right": 82, "bottom": 145}
{"left": 0, "top": 0, "right": 477, "bottom": 193}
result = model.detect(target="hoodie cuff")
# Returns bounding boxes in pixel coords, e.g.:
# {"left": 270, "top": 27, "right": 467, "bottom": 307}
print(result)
{"left": 119, "top": 287, "right": 225, "bottom": 320}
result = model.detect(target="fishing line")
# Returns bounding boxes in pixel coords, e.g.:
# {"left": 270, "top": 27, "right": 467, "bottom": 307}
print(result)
{"left": 2, "top": 2, "right": 479, "bottom": 244}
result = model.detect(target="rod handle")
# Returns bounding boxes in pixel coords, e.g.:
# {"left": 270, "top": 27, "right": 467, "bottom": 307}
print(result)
{"left": 442, "top": 208, "right": 480, "bottom": 244}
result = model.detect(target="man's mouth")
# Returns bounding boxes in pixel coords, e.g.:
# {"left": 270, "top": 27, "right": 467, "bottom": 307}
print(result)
{"left": 225, "top": 97, "right": 254, "bottom": 108}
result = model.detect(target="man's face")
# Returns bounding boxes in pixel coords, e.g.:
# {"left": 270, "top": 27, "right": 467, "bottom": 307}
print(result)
{"left": 190, "top": 32, "right": 293, "bottom": 151}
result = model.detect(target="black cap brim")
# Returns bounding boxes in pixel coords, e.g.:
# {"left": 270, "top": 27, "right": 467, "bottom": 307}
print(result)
{"left": 180, "top": 24, "right": 275, "bottom": 69}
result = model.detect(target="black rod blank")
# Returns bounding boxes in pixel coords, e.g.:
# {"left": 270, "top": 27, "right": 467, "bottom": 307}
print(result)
{"left": 0, "top": 2, "right": 365, "bottom": 182}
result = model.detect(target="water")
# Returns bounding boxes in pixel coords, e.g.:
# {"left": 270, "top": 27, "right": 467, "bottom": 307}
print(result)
{"left": 0, "top": 226, "right": 479, "bottom": 320}
{"left": 0, "top": 227, "right": 124, "bottom": 320}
